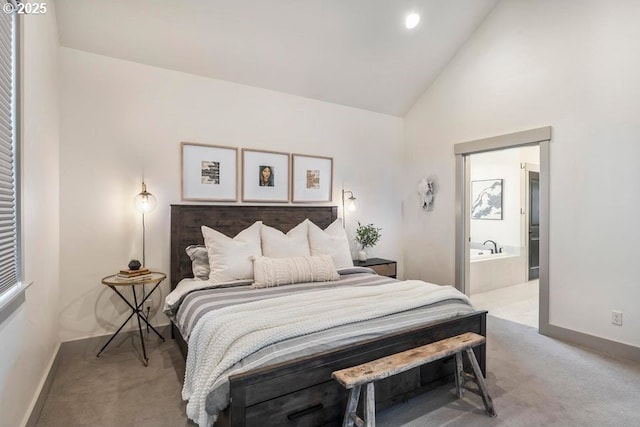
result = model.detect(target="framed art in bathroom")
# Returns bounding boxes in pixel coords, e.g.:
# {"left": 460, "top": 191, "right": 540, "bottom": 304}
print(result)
{"left": 471, "top": 179, "right": 503, "bottom": 220}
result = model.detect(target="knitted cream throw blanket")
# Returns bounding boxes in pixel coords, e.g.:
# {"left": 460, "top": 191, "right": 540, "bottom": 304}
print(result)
{"left": 182, "top": 280, "right": 470, "bottom": 426}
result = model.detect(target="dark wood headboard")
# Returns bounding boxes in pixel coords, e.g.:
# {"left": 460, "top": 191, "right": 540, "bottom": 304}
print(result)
{"left": 170, "top": 205, "right": 338, "bottom": 289}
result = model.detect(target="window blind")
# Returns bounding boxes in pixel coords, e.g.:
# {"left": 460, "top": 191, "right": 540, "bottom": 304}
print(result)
{"left": 0, "top": 3, "right": 19, "bottom": 297}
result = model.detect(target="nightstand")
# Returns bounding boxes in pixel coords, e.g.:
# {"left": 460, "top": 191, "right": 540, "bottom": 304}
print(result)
{"left": 97, "top": 272, "right": 166, "bottom": 366}
{"left": 353, "top": 258, "right": 397, "bottom": 278}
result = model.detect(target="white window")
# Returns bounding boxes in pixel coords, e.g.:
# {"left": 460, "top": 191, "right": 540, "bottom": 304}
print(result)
{"left": 0, "top": 2, "right": 20, "bottom": 302}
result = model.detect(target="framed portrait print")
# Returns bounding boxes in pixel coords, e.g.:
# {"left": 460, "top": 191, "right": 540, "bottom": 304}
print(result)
{"left": 292, "top": 154, "right": 333, "bottom": 203}
{"left": 181, "top": 142, "right": 238, "bottom": 201}
{"left": 241, "top": 149, "right": 290, "bottom": 202}
{"left": 471, "top": 178, "right": 503, "bottom": 220}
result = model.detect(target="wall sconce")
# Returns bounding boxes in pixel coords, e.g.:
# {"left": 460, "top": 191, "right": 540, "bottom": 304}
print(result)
{"left": 134, "top": 181, "right": 157, "bottom": 267}
{"left": 341, "top": 189, "right": 357, "bottom": 228}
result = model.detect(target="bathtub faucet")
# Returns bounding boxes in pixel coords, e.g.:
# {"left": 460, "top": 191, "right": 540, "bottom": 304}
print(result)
{"left": 483, "top": 240, "right": 499, "bottom": 254}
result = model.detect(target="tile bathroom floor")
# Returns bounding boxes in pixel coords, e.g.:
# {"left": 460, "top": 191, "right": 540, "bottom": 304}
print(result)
{"left": 470, "top": 279, "right": 539, "bottom": 328}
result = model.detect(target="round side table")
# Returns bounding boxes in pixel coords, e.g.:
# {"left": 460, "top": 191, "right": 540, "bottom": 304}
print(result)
{"left": 97, "top": 272, "right": 166, "bottom": 366}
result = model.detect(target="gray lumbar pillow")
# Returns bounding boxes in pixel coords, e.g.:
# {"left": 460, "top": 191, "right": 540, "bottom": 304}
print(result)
{"left": 185, "top": 245, "right": 210, "bottom": 280}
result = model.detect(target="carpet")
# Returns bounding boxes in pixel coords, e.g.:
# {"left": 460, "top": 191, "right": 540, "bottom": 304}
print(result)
{"left": 35, "top": 316, "right": 640, "bottom": 427}
{"left": 378, "top": 316, "right": 640, "bottom": 426}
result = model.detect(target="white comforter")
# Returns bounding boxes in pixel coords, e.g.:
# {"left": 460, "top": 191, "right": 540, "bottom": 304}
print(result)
{"left": 182, "top": 280, "right": 470, "bottom": 426}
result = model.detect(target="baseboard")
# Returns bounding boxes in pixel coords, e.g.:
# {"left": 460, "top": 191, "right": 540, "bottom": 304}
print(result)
{"left": 24, "top": 324, "right": 172, "bottom": 426}
{"left": 541, "top": 324, "right": 640, "bottom": 362}
{"left": 24, "top": 342, "right": 61, "bottom": 427}
{"left": 59, "top": 324, "right": 172, "bottom": 359}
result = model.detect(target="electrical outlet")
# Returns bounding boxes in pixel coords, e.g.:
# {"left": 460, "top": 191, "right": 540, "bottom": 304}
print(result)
{"left": 611, "top": 310, "right": 623, "bottom": 326}
{"left": 143, "top": 299, "right": 153, "bottom": 314}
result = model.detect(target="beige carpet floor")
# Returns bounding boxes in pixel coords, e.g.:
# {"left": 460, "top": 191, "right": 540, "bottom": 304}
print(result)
{"left": 36, "top": 317, "right": 640, "bottom": 427}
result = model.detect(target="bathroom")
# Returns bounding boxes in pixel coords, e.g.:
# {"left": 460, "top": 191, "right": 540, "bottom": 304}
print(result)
{"left": 468, "top": 145, "right": 540, "bottom": 326}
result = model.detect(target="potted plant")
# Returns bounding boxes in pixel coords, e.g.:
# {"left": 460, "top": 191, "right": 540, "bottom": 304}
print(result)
{"left": 355, "top": 222, "right": 382, "bottom": 261}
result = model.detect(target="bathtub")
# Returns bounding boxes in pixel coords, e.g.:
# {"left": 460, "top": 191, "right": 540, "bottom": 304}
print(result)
{"left": 469, "top": 248, "right": 526, "bottom": 294}
{"left": 469, "top": 248, "right": 510, "bottom": 261}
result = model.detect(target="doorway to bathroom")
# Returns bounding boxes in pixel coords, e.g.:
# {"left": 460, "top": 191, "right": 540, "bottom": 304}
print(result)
{"left": 454, "top": 126, "right": 551, "bottom": 332}
{"left": 466, "top": 147, "right": 539, "bottom": 328}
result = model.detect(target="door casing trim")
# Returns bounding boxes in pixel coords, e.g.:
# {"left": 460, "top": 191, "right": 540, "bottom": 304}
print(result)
{"left": 454, "top": 126, "right": 551, "bottom": 332}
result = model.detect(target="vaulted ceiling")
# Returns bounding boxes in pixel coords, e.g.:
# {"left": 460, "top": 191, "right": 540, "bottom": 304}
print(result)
{"left": 55, "top": 0, "right": 498, "bottom": 116}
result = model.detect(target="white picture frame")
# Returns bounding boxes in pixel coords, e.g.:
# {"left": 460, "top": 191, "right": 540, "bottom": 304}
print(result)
{"left": 241, "top": 149, "right": 290, "bottom": 202}
{"left": 181, "top": 142, "right": 238, "bottom": 201}
{"left": 471, "top": 179, "right": 503, "bottom": 220}
{"left": 291, "top": 154, "right": 333, "bottom": 203}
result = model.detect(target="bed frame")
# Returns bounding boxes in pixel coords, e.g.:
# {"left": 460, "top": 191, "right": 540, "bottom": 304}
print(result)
{"left": 170, "top": 204, "right": 487, "bottom": 427}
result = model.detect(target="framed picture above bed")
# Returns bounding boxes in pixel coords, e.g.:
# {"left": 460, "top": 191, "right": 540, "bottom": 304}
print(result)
{"left": 181, "top": 142, "right": 238, "bottom": 201}
{"left": 241, "top": 149, "right": 290, "bottom": 202}
{"left": 291, "top": 154, "right": 333, "bottom": 203}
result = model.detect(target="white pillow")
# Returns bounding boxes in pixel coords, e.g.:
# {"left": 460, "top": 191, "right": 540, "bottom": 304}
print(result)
{"left": 252, "top": 255, "right": 340, "bottom": 288}
{"left": 261, "top": 220, "right": 311, "bottom": 258}
{"left": 307, "top": 219, "right": 354, "bottom": 269}
{"left": 202, "top": 221, "right": 262, "bottom": 283}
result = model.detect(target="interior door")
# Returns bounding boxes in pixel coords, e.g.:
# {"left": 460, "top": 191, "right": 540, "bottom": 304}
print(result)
{"left": 528, "top": 171, "right": 540, "bottom": 280}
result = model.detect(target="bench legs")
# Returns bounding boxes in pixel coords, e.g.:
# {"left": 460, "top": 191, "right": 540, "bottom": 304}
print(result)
{"left": 454, "top": 349, "right": 497, "bottom": 417}
{"left": 454, "top": 352, "right": 465, "bottom": 398}
{"left": 335, "top": 334, "right": 496, "bottom": 426}
{"left": 343, "top": 382, "right": 376, "bottom": 427}
{"left": 365, "top": 382, "right": 375, "bottom": 427}
{"left": 465, "top": 348, "right": 497, "bottom": 417}
{"left": 343, "top": 385, "right": 361, "bottom": 427}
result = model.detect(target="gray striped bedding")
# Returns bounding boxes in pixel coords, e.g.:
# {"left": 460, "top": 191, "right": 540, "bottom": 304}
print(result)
{"left": 167, "top": 268, "right": 475, "bottom": 417}
{"left": 173, "top": 267, "right": 398, "bottom": 338}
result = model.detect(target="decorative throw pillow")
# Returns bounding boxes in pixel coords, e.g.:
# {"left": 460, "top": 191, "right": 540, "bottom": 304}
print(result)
{"left": 261, "top": 220, "right": 311, "bottom": 258}
{"left": 202, "top": 221, "right": 262, "bottom": 283}
{"left": 185, "top": 245, "right": 210, "bottom": 280}
{"left": 307, "top": 219, "right": 354, "bottom": 269}
{"left": 252, "top": 255, "right": 340, "bottom": 288}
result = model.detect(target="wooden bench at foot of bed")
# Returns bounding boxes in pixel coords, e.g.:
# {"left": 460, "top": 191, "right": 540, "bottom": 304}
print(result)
{"left": 212, "top": 311, "right": 487, "bottom": 427}
{"left": 333, "top": 332, "right": 496, "bottom": 427}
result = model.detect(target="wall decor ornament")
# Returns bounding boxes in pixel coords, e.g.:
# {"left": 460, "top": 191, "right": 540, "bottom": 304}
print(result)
{"left": 181, "top": 142, "right": 238, "bottom": 201}
{"left": 471, "top": 179, "right": 503, "bottom": 220}
{"left": 416, "top": 178, "right": 436, "bottom": 211}
{"left": 241, "top": 149, "right": 290, "bottom": 202}
{"left": 292, "top": 154, "right": 333, "bottom": 203}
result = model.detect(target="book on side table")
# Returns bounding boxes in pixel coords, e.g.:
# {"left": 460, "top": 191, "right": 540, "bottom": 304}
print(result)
{"left": 115, "top": 268, "right": 152, "bottom": 281}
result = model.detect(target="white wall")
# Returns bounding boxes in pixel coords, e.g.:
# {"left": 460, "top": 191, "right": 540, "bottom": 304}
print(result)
{"left": 403, "top": 0, "right": 640, "bottom": 348}
{"left": 0, "top": 6, "right": 60, "bottom": 427}
{"left": 470, "top": 147, "right": 523, "bottom": 251}
{"left": 470, "top": 145, "right": 539, "bottom": 251}
{"left": 59, "top": 49, "right": 403, "bottom": 341}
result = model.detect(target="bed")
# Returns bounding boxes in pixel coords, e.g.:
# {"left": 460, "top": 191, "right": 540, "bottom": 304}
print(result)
{"left": 169, "top": 204, "right": 487, "bottom": 427}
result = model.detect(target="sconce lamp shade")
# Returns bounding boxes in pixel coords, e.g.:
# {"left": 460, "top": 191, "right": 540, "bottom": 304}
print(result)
{"left": 341, "top": 189, "right": 357, "bottom": 227}
{"left": 134, "top": 182, "right": 157, "bottom": 213}
{"left": 346, "top": 194, "right": 357, "bottom": 212}
{"left": 343, "top": 189, "right": 356, "bottom": 201}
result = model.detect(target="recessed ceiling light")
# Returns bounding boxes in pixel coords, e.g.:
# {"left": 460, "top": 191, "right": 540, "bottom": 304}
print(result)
{"left": 405, "top": 13, "right": 420, "bottom": 29}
